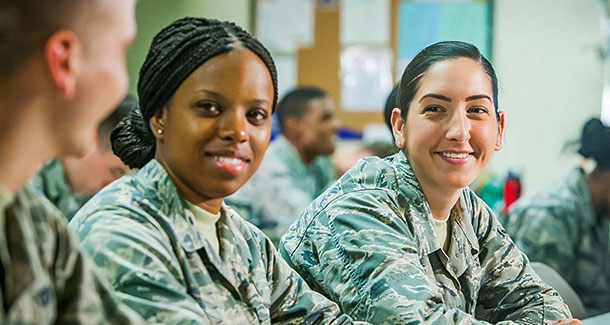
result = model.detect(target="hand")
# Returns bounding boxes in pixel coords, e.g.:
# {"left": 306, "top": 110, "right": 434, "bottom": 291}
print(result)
{"left": 553, "top": 319, "right": 581, "bottom": 325}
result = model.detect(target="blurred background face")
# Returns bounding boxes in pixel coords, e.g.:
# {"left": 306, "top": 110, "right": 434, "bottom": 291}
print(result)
{"left": 63, "top": 144, "right": 131, "bottom": 195}
{"left": 298, "top": 96, "right": 339, "bottom": 157}
{"left": 57, "top": 0, "right": 136, "bottom": 157}
{"left": 400, "top": 57, "right": 503, "bottom": 193}
{"left": 154, "top": 49, "right": 274, "bottom": 210}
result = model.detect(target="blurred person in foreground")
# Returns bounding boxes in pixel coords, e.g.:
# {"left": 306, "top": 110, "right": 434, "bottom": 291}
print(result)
{"left": 31, "top": 95, "right": 134, "bottom": 220}
{"left": 0, "top": 0, "right": 141, "bottom": 323}
{"left": 503, "top": 118, "right": 610, "bottom": 317}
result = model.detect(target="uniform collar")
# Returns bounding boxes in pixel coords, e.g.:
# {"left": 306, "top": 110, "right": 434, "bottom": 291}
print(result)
{"left": 135, "top": 159, "right": 206, "bottom": 253}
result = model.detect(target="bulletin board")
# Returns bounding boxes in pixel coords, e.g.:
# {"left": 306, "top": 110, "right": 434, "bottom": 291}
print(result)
{"left": 296, "top": 0, "right": 400, "bottom": 130}
{"left": 255, "top": 0, "right": 492, "bottom": 131}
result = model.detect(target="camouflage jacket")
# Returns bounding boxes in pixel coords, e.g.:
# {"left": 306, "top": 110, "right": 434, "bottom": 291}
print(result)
{"left": 30, "top": 159, "right": 90, "bottom": 220}
{"left": 227, "top": 137, "right": 336, "bottom": 243}
{"left": 502, "top": 167, "right": 610, "bottom": 316}
{"left": 0, "top": 185, "right": 140, "bottom": 324}
{"left": 279, "top": 151, "right": 571, "bottom": 324}
{"left": 69, "top": 159, "right": 357, "bottom": 324}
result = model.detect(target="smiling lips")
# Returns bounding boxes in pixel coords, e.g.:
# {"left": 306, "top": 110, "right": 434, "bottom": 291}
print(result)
{"left": 437, "top": 151, "right": 474, "bottom": 165}
{"left": 209, "top": 153, "right": 249, "bottom": 174}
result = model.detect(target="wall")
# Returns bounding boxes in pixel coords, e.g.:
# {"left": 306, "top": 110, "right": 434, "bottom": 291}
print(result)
{"left": 491, "top": 0, "right": 604, "bottom": 194}
{"left": 126, "top": 0, "right": 251, "bottom": 95}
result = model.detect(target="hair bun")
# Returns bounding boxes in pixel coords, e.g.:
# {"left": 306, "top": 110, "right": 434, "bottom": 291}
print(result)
{"left": 578, "top": 118, "right": 610, "bottom": 169}
{"left": 111, "top": 107, "right": 156, "bottom": 169}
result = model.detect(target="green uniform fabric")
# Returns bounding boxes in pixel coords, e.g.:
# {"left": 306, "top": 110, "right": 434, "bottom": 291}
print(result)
{"left": 69, "top": 159, "right": 358, "bottom": 324}
{"left": 0, "top": 185, "right": 141, "bottom": 324}
{"left": 502, "top": 167, "right": 610, "bottom": 316}
{"left": 279, "top": 151, "right": 571, "bottom": 324}
{"left": 227, "top": 137, "right": 336, "bottom": 243}
{"left": 30, "top": 159, "right": 90, "bottom": 220}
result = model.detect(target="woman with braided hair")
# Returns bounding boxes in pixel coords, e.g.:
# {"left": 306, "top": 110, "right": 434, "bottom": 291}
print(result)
{"left": 503, "top": 118, "right": 610, "bottom": 317}
{"left": 69, "top": 17, "right": 356, "bottom": 324}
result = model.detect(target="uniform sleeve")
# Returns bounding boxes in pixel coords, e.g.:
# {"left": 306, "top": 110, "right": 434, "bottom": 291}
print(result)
{"left": 283, "top": 191, "right": 495, "bottom": 324}
{"left": 503, "top": 207, "right": 577, "bottom": 281}
{"left": 258, "top": 169, "right": 316, "bottom": 239}
{"left": 71, "top": 212, "right": 207, "bottom": 324}
{"left": 473, "top": 201, "right": 572, "bottom": 323}
{"left": 258, "top": 231, "right": 358, "bottom": 324}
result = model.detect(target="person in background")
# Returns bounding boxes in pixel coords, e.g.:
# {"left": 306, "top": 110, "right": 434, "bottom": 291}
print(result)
{"left": 0, "top": 0, "right": 140, "bottom": 323}
{"left": 69, "top": 17, "right": 360, "bottom": 324}
{"left": 503, "top": 118, "right": 610, "bottom": 317}
{"left": 31, "top": 95, "right": 134, "bottom": 220}
{"left": 227, "top": 86, "right": 339, "bottom": 243}
{"left": 280, "top": 41, "right": 577, "bottom": 324}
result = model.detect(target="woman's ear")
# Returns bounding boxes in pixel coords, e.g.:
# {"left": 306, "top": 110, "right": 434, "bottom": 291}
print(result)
{"left": 391, "top": 107, "right": 406, "bottom": 148}
{"left": 495, "top": 111, "right": 505, "bottom": 151}
{"left": 149, "top": 108, "right": 168, "bottom": 140}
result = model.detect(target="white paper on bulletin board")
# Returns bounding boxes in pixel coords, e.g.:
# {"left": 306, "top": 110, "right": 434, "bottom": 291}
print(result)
{"left": 256, "top": 0, "right": 314, "bottom": 52}
{"left": 340, "top": 0, "right": 389, "bottom": 45}
{"left": 273, "top": 53, "right": 298, "bottom": 99}
{"left": 340, "top": 46, "right": 393, "bottom": 112}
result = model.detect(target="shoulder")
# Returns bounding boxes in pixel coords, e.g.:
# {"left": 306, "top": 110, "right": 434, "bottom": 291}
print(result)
{"left": 69, "top": 173, "right": 165, "bottom": 242}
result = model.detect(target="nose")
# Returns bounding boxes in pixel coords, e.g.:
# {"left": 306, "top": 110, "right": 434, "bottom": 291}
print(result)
{"left": 445, "top": 110, "right": 471, "bottom": 143}
{"left": 218, "top": 110, "right": 248, "bottom": 143}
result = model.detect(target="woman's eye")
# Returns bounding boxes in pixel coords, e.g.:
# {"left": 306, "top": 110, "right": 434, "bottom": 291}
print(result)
{"left": 468, "top": 107, "right": 489, "bottom": 114}
{"left": 195, "top": 102, "right": 221, "bottom": 115}
{"left": 247, "top": 109, "right": 269, "bottom": 124}
{"left": 424, "top": 105, "right": 443, "bottom": 113}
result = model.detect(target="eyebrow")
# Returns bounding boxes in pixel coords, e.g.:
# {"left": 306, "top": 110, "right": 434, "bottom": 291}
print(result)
{"left": 418, "top": 93, "right": 493, "bottom": 103}
{"left": 197, "top": 89, "right": 271, "bottom": 106}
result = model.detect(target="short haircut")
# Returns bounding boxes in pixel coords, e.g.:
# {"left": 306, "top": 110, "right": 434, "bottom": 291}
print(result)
{"left": 0, "top": 0, "right": 94, "bottom": 79}
{"left": 276, "top": 87, "right": 328, "bottom": 132}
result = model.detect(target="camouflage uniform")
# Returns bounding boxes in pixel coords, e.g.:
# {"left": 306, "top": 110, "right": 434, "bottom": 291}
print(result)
{"left": 280, "top": 151, "right": 571, "bottom": 324}
{"left": 69, "top": 159, "right": 357, "bottom": 324}
{"left": 30, "top": 159, "right": 90, "bottom": 220}
{"left": 502, "top": 167, "right": 610, "bottom": 316}
{"left": 0, "top": 185, "right": 140, "bottom": 324}
{"left": 227, "top": 137, "right": 336, "bottom": 243}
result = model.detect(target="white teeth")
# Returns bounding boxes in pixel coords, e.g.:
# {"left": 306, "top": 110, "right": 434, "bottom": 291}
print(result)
{"left": 215, "top": 156, "right": 242, "bottom": 165}
{"left": 441, "top": 152, "right": 469, "bottom": 159}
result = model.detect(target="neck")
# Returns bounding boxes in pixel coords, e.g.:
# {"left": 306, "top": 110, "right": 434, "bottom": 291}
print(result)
{"left": 0, "top": 87, "right": 57, "bottom": 194}
{"left": 155, "top": 152, "right": 224, "bottom": 214}
{"left": 285, "top": 136, "right": 315, "bottom": 165}
{"left": 585, "top": 170, "right": 610, "bottom": 217}
{"left": 418, "top": 180, "right": 462, "bottom": 220}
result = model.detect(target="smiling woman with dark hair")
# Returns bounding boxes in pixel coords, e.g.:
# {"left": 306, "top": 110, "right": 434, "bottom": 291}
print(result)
{"left": 280, "top": 41, "right": 576, "bottom": 324}
{"left": 69, "top": 17, "right": 356, "bottom": 324}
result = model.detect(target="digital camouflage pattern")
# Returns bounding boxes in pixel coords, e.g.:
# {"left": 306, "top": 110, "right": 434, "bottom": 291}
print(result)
{"left": 227, "top": 137, "right": 336, "bottom": 243}
{"left": 69, "top": 159, "right": 359, "bottom": 324}
{"left": 30, "top": 159, "right": 90, "bottom": 220}
{"left": 280, "top": 151, "right": 571, "bottom": 324}
{"left": 502, "top": 167, "right": 610, "bottom": 317}
{"left": 0, "top": 185, "right": 140, "bottom": 324}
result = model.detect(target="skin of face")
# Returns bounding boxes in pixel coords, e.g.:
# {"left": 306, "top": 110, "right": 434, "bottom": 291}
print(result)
{"left": 62, "top": 143, "right": 131, "bottom": 195}
{"left": 151, "top": 48, "right": 274, "bottom": 213}
{"left": 298, "top": 96, "right": 340, "bottom": 159}
{"left": 53, "top": 0, "right": 136, "bottom": 157}
{"left": 394, "top": 57, "right": 505, "bottom": 198}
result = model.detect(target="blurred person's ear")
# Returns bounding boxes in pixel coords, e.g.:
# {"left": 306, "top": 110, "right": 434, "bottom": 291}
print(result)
{"left": 44, "top": 30, "right": 82, "bottom": 97}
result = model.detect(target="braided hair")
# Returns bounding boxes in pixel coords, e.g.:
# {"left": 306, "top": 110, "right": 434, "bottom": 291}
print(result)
{"left": 111, "top": 17, "right": 278, "bottom": 168}
{"left": 578, "top": 118, "right": 610, "bottom": 170}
